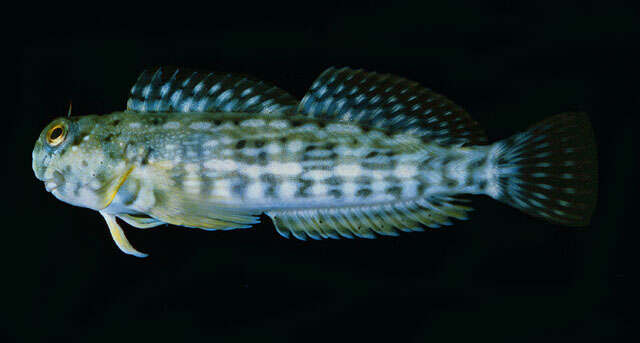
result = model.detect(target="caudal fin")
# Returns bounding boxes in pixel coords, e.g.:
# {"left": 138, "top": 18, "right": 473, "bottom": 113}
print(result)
{"left": 488, "top": 113, "right": 598, "bottom": 226}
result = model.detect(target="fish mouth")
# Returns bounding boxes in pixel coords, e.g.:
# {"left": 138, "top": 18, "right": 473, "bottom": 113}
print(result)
{"left": 45, "top": 180, "right": 60, "bottom": 192}
{"left": 43, "top": 170, "right": 65, "bottom": 193}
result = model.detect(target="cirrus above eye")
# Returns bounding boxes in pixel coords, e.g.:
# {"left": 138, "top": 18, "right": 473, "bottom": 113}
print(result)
{"left": 46, "top": 124, "right": 66, "bottom": 146}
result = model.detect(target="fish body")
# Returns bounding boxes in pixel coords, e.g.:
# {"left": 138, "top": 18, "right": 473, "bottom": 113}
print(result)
{"left": 32, "top": 67, "right": 597, "bottom": 257}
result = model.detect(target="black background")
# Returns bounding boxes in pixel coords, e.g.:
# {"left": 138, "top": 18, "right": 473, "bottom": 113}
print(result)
{"left": 7, "top": 1, "right": 632, "bottom": 341}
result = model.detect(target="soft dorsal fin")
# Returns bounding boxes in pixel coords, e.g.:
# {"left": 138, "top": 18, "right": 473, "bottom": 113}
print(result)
{"left": 297, "top": 67, "right": 488, "bottom": 146}
{"left": 126, "top": 67, "right": 298, "bottom": 115}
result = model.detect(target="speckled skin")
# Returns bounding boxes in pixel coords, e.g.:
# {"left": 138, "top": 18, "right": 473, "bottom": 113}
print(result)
{"left": 33, "top": 111, "right": 494, "bottom": 225}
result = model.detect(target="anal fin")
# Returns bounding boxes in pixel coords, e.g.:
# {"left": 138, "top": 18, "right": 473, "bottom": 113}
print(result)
{"left": 266, "top": 196, "right": 472, "bottom": 241}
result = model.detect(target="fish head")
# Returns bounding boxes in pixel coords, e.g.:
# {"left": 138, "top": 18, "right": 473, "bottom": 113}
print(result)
{"left": 33, "top": 115, "right": 131, "bottom": 211}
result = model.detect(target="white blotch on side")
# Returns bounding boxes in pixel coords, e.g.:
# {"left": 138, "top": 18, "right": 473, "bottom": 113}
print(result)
{"left": 326, "top": 123, "right": 361, "bottom": 134}
{"left": 184, "top": 178, "right": 201, "bottom": 194}
{"left": 204, "top": 159, "right": 238, "bottom": 172}
{"left": 310, "top": 183, "right": 328, "bottom": 196}
{"left": 402, "top": 180, "right": 420, "bottom": 198}
{"left": 189, "top": 122, "right": 212, "bottom": 130}
{"left": 244, "top": 165, "right": 262, "bottom": 179}
{"left": 267, "top": 162, "right": 302, "bottom": 177}
{"left": 129, "top": 122, "right": 142, "bottom": 129}
{"left": 219, "top": 136, "right": 234, "bottom": 145}
{"left": 269, "top": 120, "right": 289, "bottom": 129}
{"left": 265, "top": 143, "right": 282, "bottom": 155}
{"left": 395, "top": 164, "right": 418, "bottom": 178}
{"left": 335, "top": 164, "right": 363, "bottom": 178}
{"left": 279, "top": 181, "right": 297, "bottom": 199}
{"left": 89, "top": 179, "right": 102, "bottom": 190}
{"left": 303, "top": 169, "right": 331, "bottom": 182}
{"left": 335, "top": 146, "right": 369, "bottom": 156}
{"left": 246, "top": 182, "right": 264, "bottom": 197}
{"left": 163, "top": 122, "right": 180, "bottom": 129}
{"left": 287, "top": 140, "right": 304, "bottom": 153}
{"left": 184, "top": 164, "right": 199, "bottom": 173}
{"left": 370, "top": 181, "right": 387, "bottom": 193}
{"left": 370, "top": 170, "right": 389, "bottom": 180}
{"left": 242, "top": 148, "right": 262, "bottom": 157}
{"left": 241, "top": 119, "right": 266, "bottom": 128}
{"left": 203, "top": 140, "right": 219, "bottom": 149}
{"left": 342, "top": 182, "right": 357, "bottom": 197}
{"left": 211, "top": 179, "right": 231, "bottom": 198}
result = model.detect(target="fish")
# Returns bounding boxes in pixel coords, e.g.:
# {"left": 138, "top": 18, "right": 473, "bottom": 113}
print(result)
{"left": 32, "top": 67, "right": 598, "bottom": 257}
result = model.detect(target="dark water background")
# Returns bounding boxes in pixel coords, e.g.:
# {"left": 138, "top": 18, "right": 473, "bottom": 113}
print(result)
{"left": 7, "top": 1, "right": 632, "bottom": 341}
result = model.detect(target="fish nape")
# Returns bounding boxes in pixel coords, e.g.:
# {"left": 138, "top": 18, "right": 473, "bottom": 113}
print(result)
{"left": 32, "top": 66, "right": 598, "bottom": 257}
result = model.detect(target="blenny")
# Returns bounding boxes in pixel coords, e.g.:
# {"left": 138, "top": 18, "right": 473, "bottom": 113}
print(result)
{"left": 32, "top": 67, "right": 598, "bottom": 257}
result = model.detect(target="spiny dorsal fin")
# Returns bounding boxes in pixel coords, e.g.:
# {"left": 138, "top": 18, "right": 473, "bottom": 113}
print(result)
{"left": 126, "top": 67, "right": 298, "bottom": 115}
{"left": 297, "top": 67, "right": 488, "bottom": 146}
{"left": 265, "top": 196, "right": 472, "bottom": 240}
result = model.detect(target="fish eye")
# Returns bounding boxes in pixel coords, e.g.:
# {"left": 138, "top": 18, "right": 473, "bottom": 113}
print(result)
{"left": 46, "top": 124, "right": 67, "bottom": 147}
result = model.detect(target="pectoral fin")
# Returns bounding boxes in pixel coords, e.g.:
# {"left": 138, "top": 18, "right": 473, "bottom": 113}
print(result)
{"left": 118, "top": 214, "right": 165, "bottom": 229}
{"left": 100, "top": 211, "right": 148, "bottom": 258}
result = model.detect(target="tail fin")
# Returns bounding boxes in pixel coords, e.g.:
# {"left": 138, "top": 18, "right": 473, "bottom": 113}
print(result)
{"left": 488, "top": 113, "right": 598, "bottom": 226}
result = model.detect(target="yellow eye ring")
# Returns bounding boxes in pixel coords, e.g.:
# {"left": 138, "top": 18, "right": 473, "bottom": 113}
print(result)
{"left": 46, "top": 124, "right": 67, "bottom": 147}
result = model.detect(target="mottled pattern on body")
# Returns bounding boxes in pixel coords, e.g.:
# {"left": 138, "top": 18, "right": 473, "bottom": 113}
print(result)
{"left": 93, "top": 112, "right": 495, "bottom": 214}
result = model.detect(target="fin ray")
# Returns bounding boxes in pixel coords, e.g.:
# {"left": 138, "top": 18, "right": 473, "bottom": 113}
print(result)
{"left": 297, "top": 67, "right": 488, "bottom": 146}
{"left": 488, "top": 112, "right": 598, "bottom": 226}
{"left": 266, "top": 196, "right": 472, "bottom": 240}
{"left": 100, "top": 211, "right": 148, "bottom": 257}
{"left": 118, "top": 214, "right": 165, "bottom": 229}
{"left": 127, "top": 67, "right": 298, "bottom": 115}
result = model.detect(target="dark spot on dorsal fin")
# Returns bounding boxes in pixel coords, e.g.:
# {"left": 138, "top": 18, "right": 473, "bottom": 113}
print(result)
{"left": 235, "top": 140, "right": 247, "bottom": 149}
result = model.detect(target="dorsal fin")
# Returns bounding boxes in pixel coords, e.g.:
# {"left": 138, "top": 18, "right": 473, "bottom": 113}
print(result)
{"left": 126, "top": 67, "right": 298, "bottom": 115}
{"left": 297, "top": 67, "right": 488, "bottom": 146}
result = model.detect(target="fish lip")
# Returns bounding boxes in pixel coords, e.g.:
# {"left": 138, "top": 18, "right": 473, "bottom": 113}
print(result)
{"left": 45, "top": 180, "right": 59, "bottom": 192}
{"left": 43, "top": 170, "right": 65, "bottom": 192}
